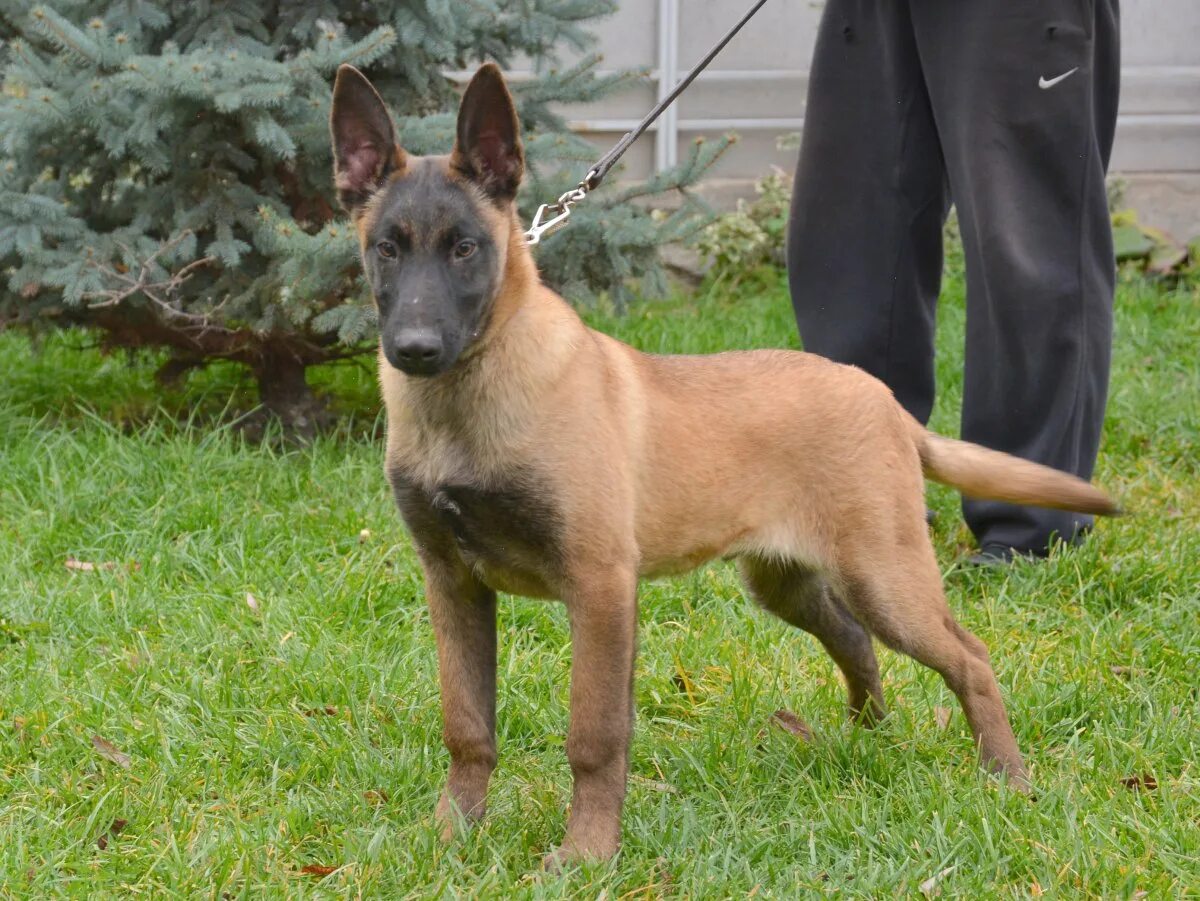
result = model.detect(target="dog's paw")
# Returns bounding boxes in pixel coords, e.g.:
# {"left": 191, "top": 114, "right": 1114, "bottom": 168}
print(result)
{"left": 435, "top": 794, "right": 485, "bottom": 843}
{"left": 541, "top": 833, "right": 619, "bottom": 872}
{"left": 1006, "top": 771, "right": 1034, "bottom": 797}
{"left": 541, "top": 846, "right": 578, "bottom": 874}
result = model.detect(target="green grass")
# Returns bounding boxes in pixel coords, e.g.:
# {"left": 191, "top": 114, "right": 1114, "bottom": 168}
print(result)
{"left": 1, "top": 267, "right": 1197, "bottom": 898}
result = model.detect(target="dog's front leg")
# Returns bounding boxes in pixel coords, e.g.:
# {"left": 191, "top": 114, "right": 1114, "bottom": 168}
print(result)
{"left": 546, "top": 568, "right": 638, "bottom": 869}
{"left": 423, "top": 557, "right": 498, "bottom": 841}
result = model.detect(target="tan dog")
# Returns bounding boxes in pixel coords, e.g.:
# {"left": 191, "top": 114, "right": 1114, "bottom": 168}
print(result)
{"left": 330, "top": 63, "right": 1118, "bottom": 868}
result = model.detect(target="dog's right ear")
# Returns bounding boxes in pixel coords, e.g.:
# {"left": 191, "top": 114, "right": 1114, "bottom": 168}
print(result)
{"left": 330, "top": 65, "right": 406, "bottom": 214}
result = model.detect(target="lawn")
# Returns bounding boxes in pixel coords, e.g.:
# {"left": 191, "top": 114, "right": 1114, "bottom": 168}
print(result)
{"left": 0, "top": 264, "right": 1197, "bottom": 898}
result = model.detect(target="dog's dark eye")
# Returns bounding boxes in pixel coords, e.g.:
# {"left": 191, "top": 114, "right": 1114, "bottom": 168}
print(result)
{"left": 453, "top": 238, "right": 477, "bottom": 260}
{"left": 376, "top": 241, "right": 397, "bottom": 259}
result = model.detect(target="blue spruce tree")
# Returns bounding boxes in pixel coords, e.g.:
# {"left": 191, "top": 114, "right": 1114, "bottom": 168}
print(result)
{"left": 0, "top": 1, "right": 726, "bottom": 429}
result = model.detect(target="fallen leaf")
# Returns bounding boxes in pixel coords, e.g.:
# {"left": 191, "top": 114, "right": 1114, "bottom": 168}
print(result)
{"left": 770, "top": 710, "right": 814, "bottom": 743}
{"left": 358, "top": 529, "right": 371, "bottom": 543}
{"left": 1121, "top": 773, "right": 1158, "bottom": 792}
{"left": 94, "top": 816, "right": 128, "bottom": 850}
{"left": 630, "top": 774, "right": 678, "bottom": 794}
{"left": 1109, "top": 665, "right": 1135, "bottom": 677}
{"left": 363, "top": 789, "right": 390, "bottom": 804}
{"left": 1132, "top": 892, "right": 1149, "bottom": 900}
{"left": 935, "top": 706, "right": 953, "bottom": 730}
{"left": 1030, "top": 880, "right": 1043, "bottom": 896}
{"left": 303, "top": 706, "right": 339, "bottom": 717}
{"left": 245, "top": 592, "right": 259, "bottom": 612}
{"left": 91, "top": 735, "right": 131, "bottom": 769}
{"left": 66, "top": 558, "right": 136, "bottom": 573}
{"left": 299, "top": 864, "right": 338, "bottom": 877}
{"left": 919, "top": 865, "right": 956, "bottom": 896}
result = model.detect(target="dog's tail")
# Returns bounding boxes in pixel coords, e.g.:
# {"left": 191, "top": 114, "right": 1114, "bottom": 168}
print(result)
{"left": 909, "top": 418, "right": 1120, "bottom": 516}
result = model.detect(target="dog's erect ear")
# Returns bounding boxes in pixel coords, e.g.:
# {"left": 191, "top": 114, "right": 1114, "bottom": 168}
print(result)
{"left": 330, "top": 65, "right": 405, "bottom": 213}
{"left": 450, "top": 63, "right": 524, "bottom": 203}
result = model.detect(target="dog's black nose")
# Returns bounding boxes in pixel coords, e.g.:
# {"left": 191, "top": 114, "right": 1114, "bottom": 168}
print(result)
{"left": 391, "top": 330, "right": 443, "bottom": 372}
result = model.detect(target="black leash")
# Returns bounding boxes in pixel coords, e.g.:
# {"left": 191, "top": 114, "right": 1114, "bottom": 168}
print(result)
{"left": 524, "top": 0, "right": 774, "bottom": 245}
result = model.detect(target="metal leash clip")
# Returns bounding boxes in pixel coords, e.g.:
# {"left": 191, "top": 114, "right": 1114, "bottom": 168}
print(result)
{"left": 524, "top": 176, "right": 595, "bottom": 246}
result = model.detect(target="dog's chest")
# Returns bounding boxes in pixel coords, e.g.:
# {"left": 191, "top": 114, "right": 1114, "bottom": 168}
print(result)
{"left": 393, "top": 471, "right": 563, "bottom": 598}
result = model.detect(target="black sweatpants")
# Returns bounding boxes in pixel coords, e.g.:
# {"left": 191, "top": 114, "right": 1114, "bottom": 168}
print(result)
{"left": 787, "top": 0, "right": 1120, "bottom": 554}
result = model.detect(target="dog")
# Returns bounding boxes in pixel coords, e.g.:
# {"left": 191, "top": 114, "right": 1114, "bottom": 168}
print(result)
{"left": 330, "top": 62, "right": 1118, "bottom": 868}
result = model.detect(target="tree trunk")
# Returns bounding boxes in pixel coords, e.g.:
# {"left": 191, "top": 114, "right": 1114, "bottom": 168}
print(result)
{"left": 251, "top": 350, "right": 329, "bottom": 437}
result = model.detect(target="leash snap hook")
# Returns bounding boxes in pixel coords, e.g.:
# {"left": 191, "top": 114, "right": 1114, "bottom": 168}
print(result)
{"left": 524, "top": 202, "right": 570, "bottom": 246}
{"left": 524, "top": 183, "right": 590, "bottom": 246}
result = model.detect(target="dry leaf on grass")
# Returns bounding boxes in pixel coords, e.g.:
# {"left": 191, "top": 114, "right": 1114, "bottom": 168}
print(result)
{"left": 363, "top": 789, "right": 390, "bottom": 804}
{"left": 245, "top": 592, "right": 259, "bottom": 612}
{"left": 919, "top": 865, "right": 956, "bottom": 896}
{"left": 65, "top": 558, "right": 139, "bottom": 573}
{"left": 303, "top": 706, "right": 339, "bottom": 717}
{"left": 630, "top": 774, "right": 678, "bottom": 794}
{"left": 770, "top": 710, "right": 814, "bottom": 743}
{"left": 935, "top": 706, "right": 953, "bottom": 731}
{"left": 95, "top": 818, "right": 128, "bottom": 850}
{"left": 358, "top": 529, "right": 371, "bottom": 543}
{"left": 1120, "top": 773, "right": 1158, "bottom": 792}
{"left": 91, "top": 735, "right": 131, "bottom": 769}
{"left": 299, "top": 864, "right": 339, "bottom": 877}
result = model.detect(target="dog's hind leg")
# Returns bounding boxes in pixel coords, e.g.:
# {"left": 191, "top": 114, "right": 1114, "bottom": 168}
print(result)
{"left": 837, "top": 542, "right": 1030, "bottom": 792}
{"left": 740, "top": 557, "right": 886, "bottom": 725}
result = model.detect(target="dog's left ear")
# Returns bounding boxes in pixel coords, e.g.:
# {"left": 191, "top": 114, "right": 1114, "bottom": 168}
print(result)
{"left": 450, "top": 63, "right": 525, "bottom": 203}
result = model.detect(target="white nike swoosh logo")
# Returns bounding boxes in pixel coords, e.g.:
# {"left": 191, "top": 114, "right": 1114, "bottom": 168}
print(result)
{"left": 1038, "top": 67, "right": 1079, "bottom": 89}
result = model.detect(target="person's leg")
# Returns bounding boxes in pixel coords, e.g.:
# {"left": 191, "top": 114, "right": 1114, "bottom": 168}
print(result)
{"left": 787, "top": 0, "right": 948, "bottom": 425}
{"left": 911, "top": 0, "right": 1120, "bottom": 554}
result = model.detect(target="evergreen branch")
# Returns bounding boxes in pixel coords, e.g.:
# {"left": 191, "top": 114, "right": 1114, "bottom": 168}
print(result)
{"left": 27, "top": 6, "right": 124, "bottom": 70}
